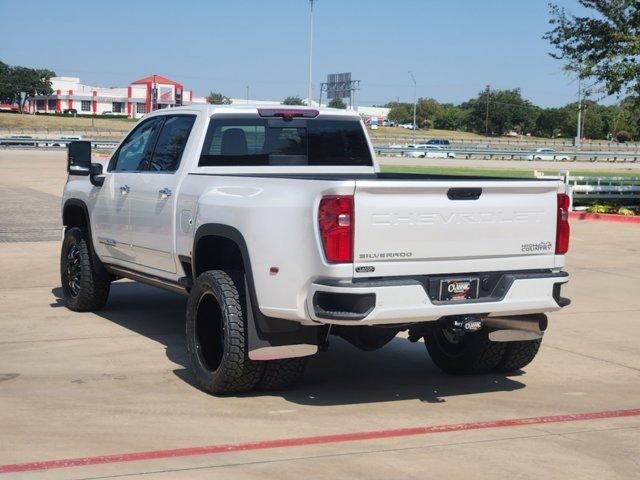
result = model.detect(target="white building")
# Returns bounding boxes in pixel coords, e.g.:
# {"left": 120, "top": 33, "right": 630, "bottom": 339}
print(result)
{"left": 28, "top": 75, "right": 389, "bottom": 121}
{"left": 30, "top": 74, "right": 205, "bottom": 119}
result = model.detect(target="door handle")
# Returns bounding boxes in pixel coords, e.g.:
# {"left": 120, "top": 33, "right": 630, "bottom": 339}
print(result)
{"left": 119, "top": 184, "right": 130, "bottom": 195}
{"left": 159, "top": 187, "right": 172, "bottom": 198}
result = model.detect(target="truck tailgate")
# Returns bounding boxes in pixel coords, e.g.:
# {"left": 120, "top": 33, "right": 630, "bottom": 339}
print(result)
{"left": 353, "top": 179, "right": 561, "bottom": 277}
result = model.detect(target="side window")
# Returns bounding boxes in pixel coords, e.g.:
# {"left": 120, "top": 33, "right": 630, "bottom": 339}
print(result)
{"left": 110, "top": 118, "right": 162, "bottom": 172}
{"left": 145, "top": 115, "right": 196, "bottom": 172}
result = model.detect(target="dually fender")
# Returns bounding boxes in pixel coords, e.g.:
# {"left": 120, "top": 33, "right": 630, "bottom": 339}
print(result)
{"left": 192, "top": 224, "right": 318, "bottom": 360}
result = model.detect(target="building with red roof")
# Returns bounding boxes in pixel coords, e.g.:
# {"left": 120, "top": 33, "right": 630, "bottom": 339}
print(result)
{"left": 29, "top": 74, "right": 205, "bottom": 118}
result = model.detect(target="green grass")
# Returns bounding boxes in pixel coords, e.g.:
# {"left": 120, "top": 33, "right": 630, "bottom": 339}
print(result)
{"left": 381, "top": 165, "right": 640, "bottom": 178}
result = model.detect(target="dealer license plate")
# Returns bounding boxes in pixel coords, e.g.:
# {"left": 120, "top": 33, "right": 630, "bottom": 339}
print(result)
{"left": 438, "top": 278, "right": 479, "bottom": 302}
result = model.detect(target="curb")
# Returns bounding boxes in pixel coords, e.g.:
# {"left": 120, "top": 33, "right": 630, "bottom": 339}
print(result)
{"left": 570, "top": 211, "right": 640, "bottom": 224}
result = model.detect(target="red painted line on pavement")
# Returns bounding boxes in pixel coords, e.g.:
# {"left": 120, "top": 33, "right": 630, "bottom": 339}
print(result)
{"left": 1, "top": 408, "right": 639, "bottom": 474}
{"left": 570, "top": 211, "right": 640, "bottom": 224}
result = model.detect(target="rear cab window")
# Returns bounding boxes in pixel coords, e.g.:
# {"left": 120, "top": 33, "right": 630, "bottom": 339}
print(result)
{"left": 199, "top": 114, "right": 373, "bottom": 168}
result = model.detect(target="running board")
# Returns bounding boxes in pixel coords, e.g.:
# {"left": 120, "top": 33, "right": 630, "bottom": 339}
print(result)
{"left": 104, "top": 265, "right": 188, "bottom": 296}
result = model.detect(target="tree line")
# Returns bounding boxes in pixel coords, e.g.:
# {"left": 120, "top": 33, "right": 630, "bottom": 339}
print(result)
{"left": 382, "top": 89, "right": 639, "bottom": 141}
{"left": 0, "top": 60, "right": 55, "bottom": 112}
{"left": 208, "top": 92, "right": 347, "bottom": 109}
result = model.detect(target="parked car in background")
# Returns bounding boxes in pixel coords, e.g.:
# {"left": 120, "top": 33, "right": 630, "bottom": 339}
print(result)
{"left": 399, "top": 123, "right": 417, "bottom": 130}
{"left": 522, "top": 148, "right": 570, "bottom": 161}
{"left": 426, "top": 138, "right": 451, "bottom": 146}
{"left": 402, "top": 144, "right": 456, "bottom": 158}
{"left": 47, "top": 135, "right": 83, "bottom": 147}
{"left": 63, "top": 108, "right": 78, "bottom": 115}
{"left": 383, "top": 119, "right": 397, "bottom": 127}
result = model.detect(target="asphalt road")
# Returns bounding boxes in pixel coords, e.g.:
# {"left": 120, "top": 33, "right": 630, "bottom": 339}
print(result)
{"left": 0, "top": 151, "right": 639, "bottom": 479}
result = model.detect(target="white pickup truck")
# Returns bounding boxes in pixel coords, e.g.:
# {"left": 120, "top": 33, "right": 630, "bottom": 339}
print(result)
{"left": 61, "top": 105, "right": 571, "bottom": 395}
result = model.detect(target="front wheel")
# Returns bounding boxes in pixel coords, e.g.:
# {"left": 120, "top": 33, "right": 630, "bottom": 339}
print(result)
{"left": 60, "top": 227, "right": 111, "bottom": 311}
{"left": 424, "top": 323, "right": 506, "bottom": 374}
{"left": 186, "top": 270, "right": 264, "bottom": 395}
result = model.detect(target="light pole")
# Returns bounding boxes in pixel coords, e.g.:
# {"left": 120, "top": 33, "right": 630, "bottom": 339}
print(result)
{"left": 307, "top": 0, "right": 315, "bottom": 105}
{"left": 409, "top": 71, "right": 416, "bottom": 144}
{"left": 485, "top": 84, "right": 490, "bottom": 137}
{"left": 575, "top": 78, "right": 582, "bottom": 147}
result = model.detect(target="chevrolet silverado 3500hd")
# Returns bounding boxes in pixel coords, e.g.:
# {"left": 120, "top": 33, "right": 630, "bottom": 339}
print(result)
{"left": 61, "top": 105, "right": 570, "bottom": 395}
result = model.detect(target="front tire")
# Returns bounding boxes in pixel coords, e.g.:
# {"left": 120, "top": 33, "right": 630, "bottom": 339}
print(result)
{"left": 60, "top": 227, "right": 110, "bottom": 311}
{"left": 186, "top": 270, "right": 264, "bottom": 395}
{"left": 424, "top": 323, "right": 506, "bottom": 374}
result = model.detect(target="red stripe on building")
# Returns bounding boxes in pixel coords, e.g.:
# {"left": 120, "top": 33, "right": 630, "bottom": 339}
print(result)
{"left": 0, "top": 408, "right": 639, "bottom": 474}
{"left": 56, "top": 90, "right": 61, "bottom": 112}
{"left": 68, "top": 90, "right": 73, "bottom": 110}
{"left": 145, "top": 83, "right": 151, "bottom": 114}
{"left": 127, "top": 86, "right": 132, "bottom": 117}
{"left": 92, "top": 91, "right": 97, "bottom": 114}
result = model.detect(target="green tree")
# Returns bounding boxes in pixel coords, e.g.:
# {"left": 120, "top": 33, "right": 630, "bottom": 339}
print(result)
{"left": 461, "top": 88, "right": 534, "bottom": 136}
{"left": 415, "top": 97, "right": 442, "bottom": 128}
{"left": 599, "top": 104, "right": 624, "bottom": 138}
{"left": 384, "top": 102, "right": 413, "bottom": 124}
{"left": 327, "top": 98, "right": 347, "bottom": 109}
{"left": 207, "top": 92, "right": 231, "bottom": 105}
{"left": 282, "top": 96, "right": 305, "bottom": 106}
{"left": 0, "top": 61, "right": 13, "bottom": 103}
{"left": 433, "top": 104, "right": 466, "bottom": 130}
{"left": 556, "top": 100, "right": 611, "bottom": 139}
{"left": 0, "top": 63, "right": 55, "bottom": 111}
{"left": 12, "top": 67, "right": 55, "bottom": 110}
{"left": 544, "top": 1, "right": 640, "bottom": 98}
{"left": 580, "top": 100, "right": 605, "bottom": 139}
{"left": 534, "top": 108, "right": 568, "bottom": 138}
{"left": 618, "top": 96, "right": 640, "bottom": 138}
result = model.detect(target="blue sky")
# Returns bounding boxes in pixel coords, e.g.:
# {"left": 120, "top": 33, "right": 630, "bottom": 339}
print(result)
{"left": 0, "top": 0, "right": 602, "bottom": 107}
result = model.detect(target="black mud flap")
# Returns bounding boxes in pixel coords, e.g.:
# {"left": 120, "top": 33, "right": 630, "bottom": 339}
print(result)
{"left": 244, "top": 278, "right": 318, "bottom": 361}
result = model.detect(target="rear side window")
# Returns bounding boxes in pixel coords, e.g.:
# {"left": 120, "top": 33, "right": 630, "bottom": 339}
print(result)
{"left": 145, "top": 115, "right": 196, "bottom": 172}
{"left": 199, "top": 117, "right": 372, "bottom": 167}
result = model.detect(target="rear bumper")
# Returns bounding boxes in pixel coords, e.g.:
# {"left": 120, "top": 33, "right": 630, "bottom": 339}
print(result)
{"left": 307, "top": 271, "right": 569, "bottom": 326}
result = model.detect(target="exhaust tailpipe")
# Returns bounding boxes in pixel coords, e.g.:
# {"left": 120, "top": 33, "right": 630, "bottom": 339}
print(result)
{"left": 484, "top": 313, "right": 547, "bottom": 342}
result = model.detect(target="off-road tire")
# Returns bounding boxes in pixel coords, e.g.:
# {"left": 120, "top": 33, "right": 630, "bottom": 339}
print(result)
{"left": 494, "top": 339, "right": 542, "bottom": 373}
{"left": 186, "top": 270, "right": 264, "bottom": 395}
{"left": 258, "top": 357, "right": 308, "bottom": 391}
{"left": 424, "top": 324, "right": 507, "bottom": 375}
{"left": 60, "top": 227, "right": 110, "bottom": 311}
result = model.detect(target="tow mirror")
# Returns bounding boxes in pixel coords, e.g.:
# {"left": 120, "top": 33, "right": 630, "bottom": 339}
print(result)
{"left": 67, "top": 141, "right": 92, "bottom": 175}
{"left": 89, "top": 163, "right": 105, "bottom": 187}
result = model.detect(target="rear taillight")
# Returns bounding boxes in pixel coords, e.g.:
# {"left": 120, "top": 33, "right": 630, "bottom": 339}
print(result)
{"left": 319, "top": 195, "right": 354, "bottom": 263}
{"left": 556, "top": 193, "right": 570, "bottom": 254}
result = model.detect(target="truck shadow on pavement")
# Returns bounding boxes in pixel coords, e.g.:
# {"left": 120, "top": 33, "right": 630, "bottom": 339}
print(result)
{"left": 52, "top": 281, "right": 527, "bottom": 405}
